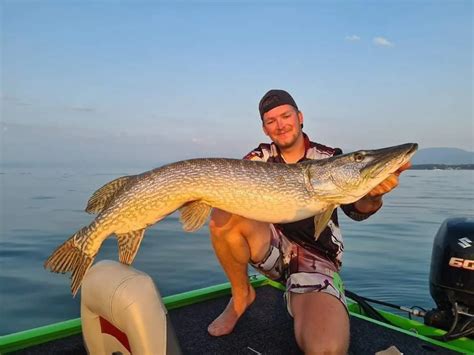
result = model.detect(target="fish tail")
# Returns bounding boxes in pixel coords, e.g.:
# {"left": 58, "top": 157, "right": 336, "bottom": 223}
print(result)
{"left": 44, "top": 226, "right": 94, "bottom": 297}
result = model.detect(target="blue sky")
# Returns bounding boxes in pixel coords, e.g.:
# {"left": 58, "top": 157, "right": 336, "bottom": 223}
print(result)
{"left": 1, "top": 1, "right": 472, "bottom": 167}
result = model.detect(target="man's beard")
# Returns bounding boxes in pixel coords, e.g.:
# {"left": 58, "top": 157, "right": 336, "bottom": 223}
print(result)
{"left": 274, "top": 129, "right": 300, "bottom": 149}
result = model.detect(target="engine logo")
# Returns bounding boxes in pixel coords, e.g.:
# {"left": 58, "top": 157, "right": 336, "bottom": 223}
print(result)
{"left": 457, "top": 237, "right": 472, "bottom": 249}
{"left": 449, "top": 257, "right": 474, "bottom": 270}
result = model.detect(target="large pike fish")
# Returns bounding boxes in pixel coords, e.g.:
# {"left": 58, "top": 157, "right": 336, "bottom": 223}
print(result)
{"left": 45, "top": 143, "right": 417, "bottom": 295}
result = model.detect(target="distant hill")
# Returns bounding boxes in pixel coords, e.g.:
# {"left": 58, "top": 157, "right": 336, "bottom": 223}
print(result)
{"left": 412, "top": 148, "right": 474, "bottom": 165}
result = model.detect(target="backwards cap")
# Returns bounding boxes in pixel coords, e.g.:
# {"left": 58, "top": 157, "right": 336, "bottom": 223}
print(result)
{"left": 258, "top": 89, "right": 298, "bottom": 119}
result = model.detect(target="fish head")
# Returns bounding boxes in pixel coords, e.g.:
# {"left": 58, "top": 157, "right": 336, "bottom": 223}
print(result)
{"left": 305, "top": 143, "right": 418, "bottom": 204}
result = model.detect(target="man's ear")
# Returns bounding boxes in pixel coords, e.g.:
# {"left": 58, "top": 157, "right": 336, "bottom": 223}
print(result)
{"left": 298, "top": 111, "right": 304, "bottom": 126}
{"left": 262, "top": 123, "right": 269, "bottom": 137}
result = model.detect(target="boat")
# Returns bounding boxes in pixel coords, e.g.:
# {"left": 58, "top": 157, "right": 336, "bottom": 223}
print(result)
{"left": 0, "top": 218, "right": 472, "bottom": 354}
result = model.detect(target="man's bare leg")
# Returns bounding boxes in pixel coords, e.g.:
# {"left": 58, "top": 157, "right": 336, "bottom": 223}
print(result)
{"left": 291, "top": 292, "right": 350, "bottom": 354}
{"left": 207, "top": 209, "right": 271, "bottom": 336}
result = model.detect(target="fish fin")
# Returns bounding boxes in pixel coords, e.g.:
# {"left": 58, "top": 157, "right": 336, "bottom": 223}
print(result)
{"left": 314, "top": 205, "right": 337, "bottom": 240}
{"left": 116, "top": 229, "right": 146, "bottom": 265}
{"left": 85, "top": 176, "right": 133, "bottom": 214}
{"left": 44, "top": 226, "right": 94, "bottom": 297}
{"left": 302, "top": 164, "right": 315, "bottom": 194}
{"left": 70, "top": 254, "right": 94, "bottom": 298}
{"left": 179, "top": 201, "right": 212, "bottom": 232}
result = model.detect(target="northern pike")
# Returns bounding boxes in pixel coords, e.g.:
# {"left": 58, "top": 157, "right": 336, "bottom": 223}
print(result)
{"left": 45, "top": 143, "right": 417, "bottom": 295}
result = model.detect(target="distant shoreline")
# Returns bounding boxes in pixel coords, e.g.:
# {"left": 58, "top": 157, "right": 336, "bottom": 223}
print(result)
{"left": 1, "top": 163, "right": 473, "bottom": 170}
{"left": 411, "top": 164, "right": 474, "bottom": 170}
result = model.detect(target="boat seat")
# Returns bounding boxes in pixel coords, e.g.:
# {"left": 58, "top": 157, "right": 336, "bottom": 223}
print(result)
{"left": 80, "top": 260, "right": 181, "bottom": 355}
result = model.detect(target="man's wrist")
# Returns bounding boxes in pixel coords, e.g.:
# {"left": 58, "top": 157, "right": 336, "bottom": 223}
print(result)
{"left": 366, "top": 194, "right": 383, "bottom": 203}
{"left": 354, "top": 194, "right": 383, "bottom": 213}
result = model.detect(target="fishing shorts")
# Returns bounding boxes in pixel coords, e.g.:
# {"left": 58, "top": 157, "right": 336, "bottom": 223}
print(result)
{"left": 250, "top": 224, "right": 347, "bottom": 316}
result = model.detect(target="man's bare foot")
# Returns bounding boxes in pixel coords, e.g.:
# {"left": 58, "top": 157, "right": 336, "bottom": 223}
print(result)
{"left": 207, "top": 286, "right": 256, "bottom": 336}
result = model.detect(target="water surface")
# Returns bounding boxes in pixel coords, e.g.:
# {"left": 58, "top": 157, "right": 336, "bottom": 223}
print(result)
{"left": 0, "top": 168, "right": 473, "bottom": 335}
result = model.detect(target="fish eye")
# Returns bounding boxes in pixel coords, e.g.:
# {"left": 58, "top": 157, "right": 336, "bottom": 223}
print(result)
{"left": 354, "top": 153, "right": 365, "bottom": 162}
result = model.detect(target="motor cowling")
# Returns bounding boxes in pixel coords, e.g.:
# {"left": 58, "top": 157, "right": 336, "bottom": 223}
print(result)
{"left": 429, "top": 217, "right": 474, "bottom": 310}
{"left": 425, "top": 217, "right": 474, "bottom": 334}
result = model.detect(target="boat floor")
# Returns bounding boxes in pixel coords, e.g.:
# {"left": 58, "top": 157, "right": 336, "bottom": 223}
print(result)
{"left": 12, "top": 286, "right": 459, "bottom": 354}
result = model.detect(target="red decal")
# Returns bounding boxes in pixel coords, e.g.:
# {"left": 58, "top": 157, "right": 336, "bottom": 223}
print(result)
{"left": 99, "top": 316, "right": 132, "bottom": 353}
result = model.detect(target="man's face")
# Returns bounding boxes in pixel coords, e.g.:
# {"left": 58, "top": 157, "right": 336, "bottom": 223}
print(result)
{"left": 262, "top": 104, "right": 304, "bottom": 149}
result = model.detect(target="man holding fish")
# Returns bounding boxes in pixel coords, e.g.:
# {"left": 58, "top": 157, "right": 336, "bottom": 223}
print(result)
{"left": 207, "top": 90, "right": 412, "bottom": 354}
{"left": 45, "top": 88, "right": 416, "bottom": 353}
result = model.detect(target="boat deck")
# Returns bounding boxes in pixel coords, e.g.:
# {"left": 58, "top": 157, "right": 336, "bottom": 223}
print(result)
{"left": 12, "top": 286, "right": 459, "bottom": 354}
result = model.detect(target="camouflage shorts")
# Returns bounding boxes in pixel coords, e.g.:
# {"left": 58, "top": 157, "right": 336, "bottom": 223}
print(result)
{"left": 250, "top": 224, "right": 347, "bottom": 316}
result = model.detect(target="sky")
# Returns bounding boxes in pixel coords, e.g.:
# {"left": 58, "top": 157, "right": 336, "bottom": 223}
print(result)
{"left": 1, "top": 0, "right": 473, "bottom": 168}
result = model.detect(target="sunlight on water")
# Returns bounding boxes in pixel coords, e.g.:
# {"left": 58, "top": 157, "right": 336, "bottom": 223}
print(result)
{"left": 0, "top": 168, "right": 473, "bottom": 334}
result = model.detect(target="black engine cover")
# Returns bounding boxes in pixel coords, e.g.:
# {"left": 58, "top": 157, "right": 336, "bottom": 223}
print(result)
{"left": 429, "top": 217, "right": 474, "bottom": 311}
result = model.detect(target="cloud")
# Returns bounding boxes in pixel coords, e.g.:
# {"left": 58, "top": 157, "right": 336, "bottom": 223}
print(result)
{"left": 67, "top": 106, "right": 96, "bottom": 113}
{"left": 0, "top": 94, "right": 32, "bottom": 106}
{"left": 1, "top": 93, "right": 96, "bottom": 112}
{"left": 373, "top": 37, "right": 394, "bottom": 47}
{"left": 345, "top": 35, "right": 360, "bottom": 41}
{"left": 191, "top": 137, "right": 218, "bottom": 147}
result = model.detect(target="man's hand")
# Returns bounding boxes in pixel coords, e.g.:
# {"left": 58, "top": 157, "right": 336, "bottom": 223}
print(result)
{"left": 354, "top": 162, "right": 412, "bottom": 214}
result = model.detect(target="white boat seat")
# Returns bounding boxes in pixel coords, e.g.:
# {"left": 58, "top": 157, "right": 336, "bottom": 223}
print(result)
{"left": 80, "top": 260, "right": 181, "bottom": 355}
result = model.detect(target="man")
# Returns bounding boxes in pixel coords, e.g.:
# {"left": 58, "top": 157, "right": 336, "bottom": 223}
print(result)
{"left": 207, "top": 90, "right": 410, "bottom": 354}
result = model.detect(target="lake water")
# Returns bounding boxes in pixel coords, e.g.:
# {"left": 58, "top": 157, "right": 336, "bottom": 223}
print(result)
{"left": 0, "top": 167, "right": 473, "bottom": 335}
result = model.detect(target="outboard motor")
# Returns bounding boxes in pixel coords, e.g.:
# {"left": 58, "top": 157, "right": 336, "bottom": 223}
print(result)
{"left": 424, "top": 217, "right": 474, "bottom": 340}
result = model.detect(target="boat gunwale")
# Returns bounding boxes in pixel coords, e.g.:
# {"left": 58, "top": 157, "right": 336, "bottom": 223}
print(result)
{"left": 0, "top": 275, "right": 269, "bottom": 353}
{"left": 0, "top": 275, "right": 472, "bottom": 354}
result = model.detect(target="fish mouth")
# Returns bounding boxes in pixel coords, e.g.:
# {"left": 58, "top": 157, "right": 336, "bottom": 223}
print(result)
{"left": 366, "top": 143, "right": 418, "bottom": 178}
{"left": 403, "top": 143, "right": 418, "bottom": 161}
{"left": 389, "top": 142, "right": 418, "bottom": 173}
{"left": 394, "top": 142, "right": 418, "bottom": 171}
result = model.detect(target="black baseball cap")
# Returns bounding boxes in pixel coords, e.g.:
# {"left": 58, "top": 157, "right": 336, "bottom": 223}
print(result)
{"left": 259, "top": 89, "right": 298, "bottom": 119}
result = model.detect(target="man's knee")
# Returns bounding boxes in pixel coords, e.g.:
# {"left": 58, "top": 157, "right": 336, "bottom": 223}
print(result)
{"left": 292, "top": 292, "right": 349, "bottom": 354}
{"left": 209, "top": 209, "right": 241, "bottom": 238}
{"left": 295, "top": 324, "right": 348, "bottom": 354}
{"left": 208, "top": 210, "right": 272, "bottom": 264}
